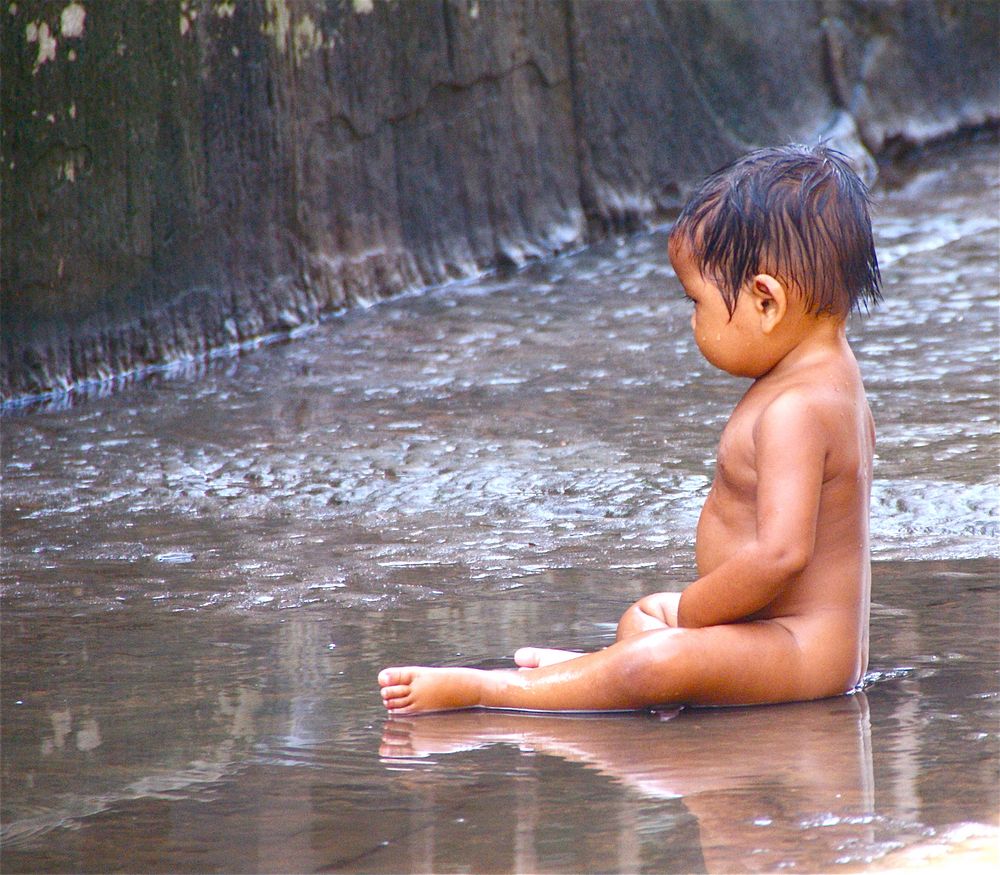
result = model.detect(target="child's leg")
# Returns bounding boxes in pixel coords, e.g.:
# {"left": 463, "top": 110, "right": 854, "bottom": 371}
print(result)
{"left": 513, "top": 591, "right": 682, "bottom": 669}
{"left": 379, "top": 619, "right": 823, "bottom": 714}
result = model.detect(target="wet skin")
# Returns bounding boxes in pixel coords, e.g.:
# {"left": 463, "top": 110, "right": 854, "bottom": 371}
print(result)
{"left": 378, "top": 236, "right": 874, "bottom": 714}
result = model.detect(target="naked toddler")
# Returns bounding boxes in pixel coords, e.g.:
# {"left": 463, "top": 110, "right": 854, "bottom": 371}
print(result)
{"left": 379, "top": 143, "right": 882, "bottom": 714}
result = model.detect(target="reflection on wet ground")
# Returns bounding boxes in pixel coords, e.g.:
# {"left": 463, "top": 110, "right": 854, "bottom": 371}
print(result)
{"left": 2, "top": 141, "right": 998, "bottom": 872}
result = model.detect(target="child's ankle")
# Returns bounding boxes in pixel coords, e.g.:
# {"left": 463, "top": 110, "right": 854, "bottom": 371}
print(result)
{"left": 477, "top": 667, "right": 521, "bottom": 710}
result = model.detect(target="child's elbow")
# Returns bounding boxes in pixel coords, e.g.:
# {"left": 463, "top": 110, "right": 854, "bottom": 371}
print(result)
{"left": 768, "top": 542, "right": 813, "bottom": 579}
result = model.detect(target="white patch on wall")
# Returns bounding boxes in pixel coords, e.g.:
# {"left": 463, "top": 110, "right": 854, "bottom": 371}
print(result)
{"left": 27, "top": 21, "right": 57, "bottom": 71}
{"left": 293, "top": 15, "right": 323, "bottom": 63}
{"left": 261, "top": 1, "right": 327, "bottom": 65}
{"left": 180, "top": 0, "right": 197, "bottom": 36}
{"left": 261, "top": 0, "right": 290, "bottom": 52}
{"left": 60, "top": 2, "right": 86, "bottom": 38}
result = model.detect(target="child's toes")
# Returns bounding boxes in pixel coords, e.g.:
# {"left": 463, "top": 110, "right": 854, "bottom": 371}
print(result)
{"left": 378, "top": 667, "right": 413, "bottom": 688}
{"left": 383, "top": 691, "right": 414, "bottom": 712}
{"left": 513, "top": 647, "right": 541, "bottom": 668}
{"left": 380, "top": 683, "right": 410, "bottom": 701}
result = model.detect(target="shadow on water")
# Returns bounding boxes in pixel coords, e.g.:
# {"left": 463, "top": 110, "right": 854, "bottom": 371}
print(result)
{"left": 2, "top": 142, "right": 998, "bottom": 871}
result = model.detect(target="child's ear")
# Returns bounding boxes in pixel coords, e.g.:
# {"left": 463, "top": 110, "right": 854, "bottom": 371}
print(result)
{"left": 750, "top": 274, "right": 787, "bottom": 334}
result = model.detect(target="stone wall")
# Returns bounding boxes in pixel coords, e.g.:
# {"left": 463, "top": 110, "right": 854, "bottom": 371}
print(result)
{"left": 2, "top": 0, "right": 997, "bottom": 403}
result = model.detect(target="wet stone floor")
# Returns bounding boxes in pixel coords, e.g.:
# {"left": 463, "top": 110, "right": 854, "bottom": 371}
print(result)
{"left": 1, "top": 141, "right": 998, "bottom": 872}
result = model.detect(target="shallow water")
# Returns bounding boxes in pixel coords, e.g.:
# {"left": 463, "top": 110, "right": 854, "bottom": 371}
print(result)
{"left": 2, "top": 140, "right": 998, "bottom": 872}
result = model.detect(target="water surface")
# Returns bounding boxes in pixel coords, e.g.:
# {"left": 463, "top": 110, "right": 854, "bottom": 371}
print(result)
{"left": 2, "top": 140, "right": 997, "bottom": 872}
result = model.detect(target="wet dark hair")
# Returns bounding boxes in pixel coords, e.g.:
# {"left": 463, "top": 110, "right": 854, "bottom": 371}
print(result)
{"left": 671, "top": 144, "right": 882, "bottom": 317}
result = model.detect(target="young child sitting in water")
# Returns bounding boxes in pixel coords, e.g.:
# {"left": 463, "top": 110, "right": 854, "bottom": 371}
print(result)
{"left": 379, "top": 143, "right": 882, "bottom": 714}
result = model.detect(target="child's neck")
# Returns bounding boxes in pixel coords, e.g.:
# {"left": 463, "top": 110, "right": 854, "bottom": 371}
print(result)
{"left": 760, "top": 315, "right": 850, "bottom": 381}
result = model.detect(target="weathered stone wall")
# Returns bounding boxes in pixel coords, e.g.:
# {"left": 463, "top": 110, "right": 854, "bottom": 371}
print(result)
{"left": 2, "top": 0, "right": 997, "bottom": 403}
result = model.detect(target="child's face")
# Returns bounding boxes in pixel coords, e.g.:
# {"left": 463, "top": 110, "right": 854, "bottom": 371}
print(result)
{"left": 669, "top": 236, "right": 772, "bottom": 379}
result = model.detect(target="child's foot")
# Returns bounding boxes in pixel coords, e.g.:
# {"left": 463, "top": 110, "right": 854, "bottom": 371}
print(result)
{"left": 379, "top": 714, "right": 504, "bottom": 758}
{"left": 378, "top": 666, "right": 489, "bottom": 714}
{"left": 513, "top": 647, "right": 585, "bottom": 669}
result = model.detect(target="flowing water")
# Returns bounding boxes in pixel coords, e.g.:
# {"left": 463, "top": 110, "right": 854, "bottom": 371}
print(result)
{"left": 1, "top": 140, "right": 997, "bottom": 872}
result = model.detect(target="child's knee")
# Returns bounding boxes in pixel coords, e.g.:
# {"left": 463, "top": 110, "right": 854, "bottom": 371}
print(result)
{"left": 616, "top": 600, "right": 651, "bottom": 640}
{"left": 613, "top": 628, "right": 691, "bottom": 697}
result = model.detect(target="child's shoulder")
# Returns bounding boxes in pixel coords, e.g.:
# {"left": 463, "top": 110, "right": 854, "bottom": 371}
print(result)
{"left": 765, "top": 342, "right": 864, "bottom": 407}
{"left": 753, "top": 362, "right": 868, "bottom": 448}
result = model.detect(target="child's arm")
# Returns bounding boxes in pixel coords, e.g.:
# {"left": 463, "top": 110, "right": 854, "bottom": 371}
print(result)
{"left": 678, "top": 394, "right": 827, "bottom": 628}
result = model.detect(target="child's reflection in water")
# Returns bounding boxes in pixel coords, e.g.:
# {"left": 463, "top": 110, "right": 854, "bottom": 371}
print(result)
{"left": 381, "top": 693, "right": 873, "bottom": 873}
